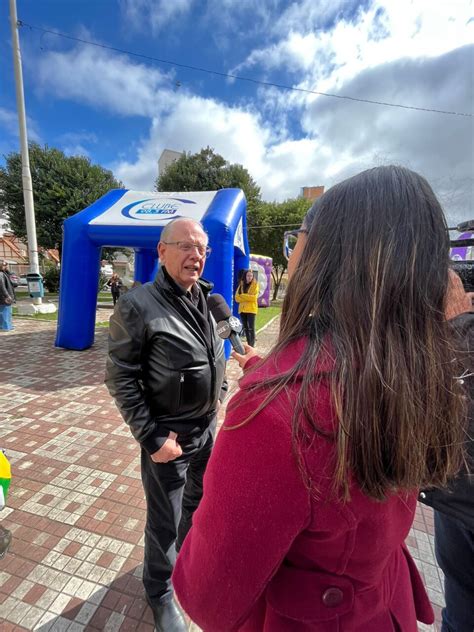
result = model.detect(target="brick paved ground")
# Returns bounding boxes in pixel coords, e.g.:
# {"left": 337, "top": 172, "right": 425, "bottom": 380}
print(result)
{"left": 0, "top": 314, "right": 444, "bottom": 631}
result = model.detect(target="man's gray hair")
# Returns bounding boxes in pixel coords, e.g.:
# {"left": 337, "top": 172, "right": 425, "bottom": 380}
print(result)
{"left": 160, "top": 217, "right": 206, "bottom": 243}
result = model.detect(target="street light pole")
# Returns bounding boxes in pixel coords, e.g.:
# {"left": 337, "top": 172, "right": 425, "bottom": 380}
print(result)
{"left": 9, "top": 0, "right": 42, "bottom": 305}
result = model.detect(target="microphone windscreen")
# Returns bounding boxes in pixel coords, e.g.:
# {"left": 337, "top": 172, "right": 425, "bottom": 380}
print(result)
{"left": 208, "top": 294, "right": 232, "bottom": 321}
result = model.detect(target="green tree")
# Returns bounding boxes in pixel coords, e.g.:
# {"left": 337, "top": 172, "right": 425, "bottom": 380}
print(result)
{"left": 101, "top": 247, "right": 133, "bottom": 263}
{"left": 248, "top": 197, "right": 312, "bottom": 300}
{"left": 42, "top": 263, "right": 61, "bottom": 293}
{"left": 156, "top": 146, "right": 311, "bottom": 300}
{"left": 0, "top": 143, "right": 123, "bottom": 255}
{"left": 156, "top": 147, "right": 261, "bottom": 212}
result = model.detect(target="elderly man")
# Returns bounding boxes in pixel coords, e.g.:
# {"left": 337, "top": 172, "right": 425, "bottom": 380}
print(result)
{"left": 105, "top": 218, "right": 227, "bottom": 632}
{"left": 0, "top": 261, "right": 15, "bottom": 331}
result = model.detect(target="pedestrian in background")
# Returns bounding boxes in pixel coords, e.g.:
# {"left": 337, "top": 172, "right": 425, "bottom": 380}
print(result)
{"left": 0, "top": 260, "right": 15, "bottom": 331}
{"left": 107, "top": 273, "right": 123, "bottom": 305}
{"left": 173, "top": 165, "right": 468, "bottom": 632}
{"left": 235, "top": 269, "right": 259, "bottom": 346}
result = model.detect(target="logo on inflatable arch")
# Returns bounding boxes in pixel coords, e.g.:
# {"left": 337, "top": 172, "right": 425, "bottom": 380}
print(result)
{"left": 121, "top": 197, "right": 196, "bottom": 221}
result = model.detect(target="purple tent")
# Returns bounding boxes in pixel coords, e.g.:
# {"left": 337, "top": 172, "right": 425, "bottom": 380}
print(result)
{"left": 249, "top": 254, "right": 272, "bottom": 307}
{"left": 450, "top": 232, "right": 474, "bottom": 261}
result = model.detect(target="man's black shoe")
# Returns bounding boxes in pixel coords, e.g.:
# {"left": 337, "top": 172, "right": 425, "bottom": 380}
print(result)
{"left": 0, "top": 526, "right": 12, "bottom": 560}
{"left": 152, "top": 599, "right": 188, "bottom": 632}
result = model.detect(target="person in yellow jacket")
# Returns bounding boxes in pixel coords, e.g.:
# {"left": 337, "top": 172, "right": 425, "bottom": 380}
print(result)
{"left": 235, "top": 269, "right": 259, "bottom": 346}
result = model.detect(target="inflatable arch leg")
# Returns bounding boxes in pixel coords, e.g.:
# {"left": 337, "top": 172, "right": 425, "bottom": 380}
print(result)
{"left": 55, "top": 230, "right": 101, "bottom": 350}
{"left": 134, "top": 248, "right": 158, "bottom": 285}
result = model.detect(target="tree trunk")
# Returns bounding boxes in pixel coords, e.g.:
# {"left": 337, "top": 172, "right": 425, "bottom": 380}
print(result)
{"left": 271, "top": 267, "right": 286, "bottom": 301}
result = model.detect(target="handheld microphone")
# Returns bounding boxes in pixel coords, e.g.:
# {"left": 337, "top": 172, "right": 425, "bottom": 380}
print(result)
{"left": 208, "top": 294, "right": 246, "bottom": 355}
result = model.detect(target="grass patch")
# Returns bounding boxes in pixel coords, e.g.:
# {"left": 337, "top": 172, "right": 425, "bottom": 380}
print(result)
{"left": 12, "top": 308, "right": 112, "bottom": 325}
{"left": 93, "top": 305, "right": 282, "bottom": 331}
{"left": 255, "top": 305, "right": 281, "bottom": 331}
{"left": 15, "top": 291, "right": 112, "bottom": 300}
{"left": 12, "top": 311, "right": 110, "bottom": 328}
{"left": 12, "top": 310, "right": 58, "bottom": 321}
{"left": 12, "top": 303, "right": 281, "bottom": 330}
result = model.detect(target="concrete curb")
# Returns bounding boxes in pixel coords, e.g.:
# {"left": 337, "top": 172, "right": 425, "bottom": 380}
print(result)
{"left": 256, "top": 313, "right": 280, "bottom": 334}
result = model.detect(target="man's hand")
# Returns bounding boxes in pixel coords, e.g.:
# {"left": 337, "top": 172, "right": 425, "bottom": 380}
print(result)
{"left": 231, "top": 343, "right": 259, "bottom": 370}
{"left": 445, "top": 269, "right": 472, "bottom": 320}
{"left": 150, "top": 431, "right": 183, "bottom": 463}
{"left": 4, "top": 297, "right": 12, "bottom": 305}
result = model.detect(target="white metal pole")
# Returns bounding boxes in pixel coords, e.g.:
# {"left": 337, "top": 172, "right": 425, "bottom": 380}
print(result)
{"left": 9, "top": 0, "right": 42, "bottom": 304}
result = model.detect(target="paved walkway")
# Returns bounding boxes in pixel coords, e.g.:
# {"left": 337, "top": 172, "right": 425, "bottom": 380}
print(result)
{"left": 0, "top": 315, "right": 443, "bottom": 631}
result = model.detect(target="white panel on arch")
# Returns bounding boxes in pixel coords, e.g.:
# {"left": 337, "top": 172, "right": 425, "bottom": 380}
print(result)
{"left": 233, "top": 216, "right": 246, "bottom": 254}
{"left": 89, "top": 191, "right": 217, "bottom": 226}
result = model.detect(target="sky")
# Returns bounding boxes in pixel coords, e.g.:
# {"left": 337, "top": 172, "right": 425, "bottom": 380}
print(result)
{"left": 0, "top": 0, "right": 473, "bottom": 224}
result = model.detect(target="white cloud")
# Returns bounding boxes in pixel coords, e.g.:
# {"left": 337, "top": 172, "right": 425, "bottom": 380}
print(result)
{"left": 271, "top": 0, "right": 364, "bottom": 36}
{"left": 107, "top": 94, "right": 376, "bottom": 203}
{"left": 201, "top": 0, "right": 282, "bottom": 39}
{"left": 119, "top": 0, "right": 195, "bottom": 34}
{"left": 58, "top": 131, "right": 98, "bottom": 156}
{"left": 232, "top": 31, "right": 322, "bottom": 74}
{"left": 109, "top": 42, "right": 473, "bottom": 222}
{"left": 35, "top": 45, "right": 174, "bottom": 118}
{"left": 232, "top": 0, "right": 474, "bottom": 97}
{"left": 59, "top": 131, "right": 98, "bottom": 144}
{"left": 61, "top": 144, "right": 91, "bottom": 157}
{"left": 27, "top": 1, "right": 473, "bottom": 225}
{"left": 0, "top": 106, "right": 42, "bottom": 144}
{"left": 0, "top": 107, "right": 19, "bottom": 136}
{"left": 58, "top": 130, "right": 99, "bottom": 158}
{"left": 111, "top": 96, "right": 272, "bottom": 191}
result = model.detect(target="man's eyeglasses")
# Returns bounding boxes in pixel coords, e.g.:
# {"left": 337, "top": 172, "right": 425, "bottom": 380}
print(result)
{"left": 283, "top": 229, "right": 308, "bottom": 260}
{"left": 162, "top": 241, "right": 212, "bottom": 258}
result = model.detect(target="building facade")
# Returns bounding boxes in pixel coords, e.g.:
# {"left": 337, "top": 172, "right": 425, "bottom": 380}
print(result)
{"left": 158, "top": 149, "right": 183, "bottom": 178}
{"left": 300, "top": 186, "right": 325, "bottom": 202}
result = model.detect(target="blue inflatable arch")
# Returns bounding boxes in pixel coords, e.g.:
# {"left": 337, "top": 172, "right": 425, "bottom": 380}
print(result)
{"left": 55, "top": 188, "right": 249, "bottom": 350}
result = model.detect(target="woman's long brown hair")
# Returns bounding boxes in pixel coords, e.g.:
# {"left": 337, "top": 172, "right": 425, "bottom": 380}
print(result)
{"left": 229, "top": 165, "right": 467, "bottom": 501}
{"left": 239, "top": 269, "right": 256, "bottom": 294}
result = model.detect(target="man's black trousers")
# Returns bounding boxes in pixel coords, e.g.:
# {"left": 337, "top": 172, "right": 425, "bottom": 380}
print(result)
{"left": 140, "top": 421, "right": 215, "bottom": 607}
{"left": 434, "top": 510, "right": 474, "bottom": 632}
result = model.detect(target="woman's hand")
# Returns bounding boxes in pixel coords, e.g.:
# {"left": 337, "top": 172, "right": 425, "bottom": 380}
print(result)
{"left": 231, "top": 343, "right": 259, "bottom": 369}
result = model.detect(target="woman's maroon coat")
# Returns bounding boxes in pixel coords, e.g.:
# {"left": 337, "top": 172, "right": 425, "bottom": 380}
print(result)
{"left": 173, "top": 339, "right": 434, "bottom": 631}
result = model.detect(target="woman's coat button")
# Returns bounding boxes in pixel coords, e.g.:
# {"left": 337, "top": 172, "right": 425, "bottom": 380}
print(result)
{"left": 322, "top": 587, "right": 344, "bottom": 607}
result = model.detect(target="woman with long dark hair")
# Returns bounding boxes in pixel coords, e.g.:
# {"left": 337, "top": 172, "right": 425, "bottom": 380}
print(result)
{"left": 173, "top": 166, "right": 468, "bottom": 631}
{"left": 235, "top": 269, "right": 259, "bottom": 346}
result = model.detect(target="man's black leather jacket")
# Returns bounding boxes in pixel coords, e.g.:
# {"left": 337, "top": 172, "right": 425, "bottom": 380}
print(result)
{"left": 105, "top": 269, "right": 227, "bottom": 455}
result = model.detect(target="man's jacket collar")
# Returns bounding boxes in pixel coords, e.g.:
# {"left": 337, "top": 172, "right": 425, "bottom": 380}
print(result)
{"left": 154, "top": 266, "right": 214, "bottom": 298}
